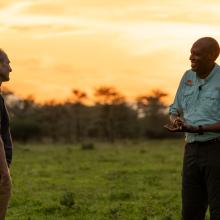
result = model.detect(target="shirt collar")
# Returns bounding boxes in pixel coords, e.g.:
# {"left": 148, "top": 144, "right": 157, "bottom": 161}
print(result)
{"left": 197, "top": 63, "right": 219, "bottom": 84}
{"left": 205, "top": 63, "right": 218, "bottom": 82}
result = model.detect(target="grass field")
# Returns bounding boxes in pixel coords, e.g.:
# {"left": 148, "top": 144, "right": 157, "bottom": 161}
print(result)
{"left": 7, "top": 139, "right": 209, "bottom": 220}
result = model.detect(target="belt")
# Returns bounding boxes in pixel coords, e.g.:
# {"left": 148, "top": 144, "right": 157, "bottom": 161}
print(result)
{"left": 191, "top": 137, "right": 220, "bottom": 144}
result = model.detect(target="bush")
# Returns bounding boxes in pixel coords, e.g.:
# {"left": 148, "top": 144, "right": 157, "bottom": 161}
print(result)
{"left": 81, "top": 142, "right": 95, "bottom": 150}
{"left": 60, "top": 192, "right": 75, "bottom": 208}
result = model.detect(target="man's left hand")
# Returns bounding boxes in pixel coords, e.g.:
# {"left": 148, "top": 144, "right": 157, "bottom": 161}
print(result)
{"left": 164, "top": 123, "right": 199, "bottom": 133}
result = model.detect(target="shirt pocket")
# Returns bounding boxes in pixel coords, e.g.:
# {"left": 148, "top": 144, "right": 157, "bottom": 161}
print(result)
{"left": 202, "top": 91, "right": 220, "bottom": 112}
{"left": 182, "top": 88, "right": 194, "bottom": 111}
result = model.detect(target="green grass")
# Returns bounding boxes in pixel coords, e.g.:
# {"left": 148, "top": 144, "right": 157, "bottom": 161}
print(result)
{"left": 7, "top": 140, "right": 208, "bottom": 219}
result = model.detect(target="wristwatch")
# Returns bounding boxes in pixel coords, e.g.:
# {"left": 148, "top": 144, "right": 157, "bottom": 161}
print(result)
{"left": 198, "top": 125, "right": 204, "bottom": 135}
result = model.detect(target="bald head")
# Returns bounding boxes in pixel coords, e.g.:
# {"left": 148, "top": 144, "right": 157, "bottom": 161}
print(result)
{"left": 0, "top": 49, "right": 8, "bottom": 63}
{"left": 0, "top": 49, "right": 11, "bottom": 83}
{"left": 193, "top": 37, "right": 220, "bottom": 61}
{"left": 190, "top": 37, "right": 220, "bottom": 78}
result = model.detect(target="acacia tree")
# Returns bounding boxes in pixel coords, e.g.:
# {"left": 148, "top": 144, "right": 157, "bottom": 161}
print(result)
{"left": 136, "top": 90, "right": 169, "bottom": 138}
{"left": 68, "top": 89, "right": 88, "bottom": 142}
{"left": 3, "top": 85, "right": 175, "bottom": 142}
{"left": 94, "top": 86, "right": 127, "bottom": 142}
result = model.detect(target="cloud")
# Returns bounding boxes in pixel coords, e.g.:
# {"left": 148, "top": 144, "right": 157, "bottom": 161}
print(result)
{"left": 3, "top": 0, "right": 220, "bottom": 103}
{"left": 0, "top": 1, "right": 19, "bottom": 9}
{"left": 23, "top": 2, "right": 64, "bottom": 15}
{"left": 10, "top": 24, "right": 84, "bottom": 34}
{"left": 10, "top": 24, "right": 53, "bottom": 32}
{"left": 18, "top": 0, "right": 220, "bottom": 26}
{"left": 2, "top": 0, "right": 220, "bottom": 39}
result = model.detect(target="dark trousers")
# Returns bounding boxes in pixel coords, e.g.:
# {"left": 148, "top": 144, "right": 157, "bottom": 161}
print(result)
{"left": 182, "top": 140, "right": 220, "bottom": 220}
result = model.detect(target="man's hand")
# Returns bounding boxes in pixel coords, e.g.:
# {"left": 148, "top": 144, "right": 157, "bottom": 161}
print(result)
{"left": 164, "top": 115, "right": 184, "bottom": 132}
{"left": 164, "top": 124, "right": 182, "bottom": 132}
{"left": 170, "top": 116, "right": 184, "bottom": 128}
{"left": 166, "top": 114, "right": 201, "bottom": 133}
{"left": 164, "top": 123, "right": 199, "bottom": 133}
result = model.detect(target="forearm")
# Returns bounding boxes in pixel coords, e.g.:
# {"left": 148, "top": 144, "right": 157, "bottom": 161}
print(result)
{"left": 0, "top": 138, "right": 9, "bottom": 172}
{"left": 183, "top": 122, "right": 220, "bottom": 134}
{"left": 201, "top": 122, "right": 220, "bottom": 132}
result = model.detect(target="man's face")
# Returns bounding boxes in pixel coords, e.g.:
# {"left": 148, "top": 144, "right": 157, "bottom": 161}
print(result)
{"left": 0, "top": 53, "right": 12, "bottom": 82}
{"left": 189, "top": 42, "right": 214, "bottom": 75}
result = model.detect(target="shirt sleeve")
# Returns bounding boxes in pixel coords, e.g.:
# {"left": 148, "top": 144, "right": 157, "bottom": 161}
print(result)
{"left": 169, "top": 72, "right": 187, "bottom": 116}
{"left": 0, "top": 96, "right": 13, "bottom": 167}
{"left": 4, "top": 130, "right": 12, "bottom": 167}
{"left": 0, "top": 109, "right": 1, "bottom": 137}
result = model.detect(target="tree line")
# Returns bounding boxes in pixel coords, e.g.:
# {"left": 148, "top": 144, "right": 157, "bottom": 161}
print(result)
{"left": 2, "top": 86, "right": 182, "bottom": 143}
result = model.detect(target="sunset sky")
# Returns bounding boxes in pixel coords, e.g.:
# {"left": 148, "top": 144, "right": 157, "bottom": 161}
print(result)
{"left": 1, "top": 0, "right": 220, "bottom": 103}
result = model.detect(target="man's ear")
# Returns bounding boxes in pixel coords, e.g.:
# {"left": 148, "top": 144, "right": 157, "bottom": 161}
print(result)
{"left": 207, "top": 51, "right": 216, "bottom": 61}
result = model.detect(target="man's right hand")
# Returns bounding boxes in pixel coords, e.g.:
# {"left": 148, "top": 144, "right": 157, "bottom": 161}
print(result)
{"left": 164, "top": 124, "right": 181, "bottom": 132}
{"left": 163, "top": 115, "right": 185, "bottom": 132}
{"left": 170, "top": 115, "right": 184, "bottom": 127}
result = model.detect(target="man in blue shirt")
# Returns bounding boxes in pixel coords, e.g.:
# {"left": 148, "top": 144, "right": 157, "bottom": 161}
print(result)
{"left": 167, "top": 37, "right": 220, "bottom": 219}
{"left": 0, "top": 49, "right": 13, "bottom": 220}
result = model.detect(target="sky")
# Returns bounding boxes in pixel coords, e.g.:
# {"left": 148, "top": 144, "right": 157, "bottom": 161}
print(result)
{"left": 1, "top": 0, "right": 220, "bottom": 103}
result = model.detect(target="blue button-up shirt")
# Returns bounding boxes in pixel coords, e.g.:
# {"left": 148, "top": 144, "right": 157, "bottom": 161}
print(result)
{"left": 169, "top": 63, "right": 220, "bottom": 143}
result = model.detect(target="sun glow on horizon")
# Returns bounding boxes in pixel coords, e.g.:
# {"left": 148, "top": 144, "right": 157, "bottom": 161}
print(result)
{"left": 1, "top": 0, "right": 220, "bottom": 103}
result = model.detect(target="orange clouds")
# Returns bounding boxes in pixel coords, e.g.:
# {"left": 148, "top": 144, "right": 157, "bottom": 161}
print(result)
{"left": 1, "top": 0, "right": 220, "bottom": 103}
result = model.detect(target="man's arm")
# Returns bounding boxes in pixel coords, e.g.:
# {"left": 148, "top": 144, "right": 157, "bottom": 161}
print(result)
{"left": 4, "top": 130, "right": 12, "bottom": 167}
{"left": 0, "top": 96, "right": 13, "bottom": 167}
{"left": 200, "top": 122, "right": 220, "bottom": 132}
{"left": 0, "top": 137, "right": 10, "bottom": 175}
{"left": 165, "top": 121, "right": 220, "bottom": 133}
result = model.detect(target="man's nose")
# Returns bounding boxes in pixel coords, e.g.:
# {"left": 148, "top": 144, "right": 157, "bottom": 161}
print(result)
{"left": 189, "top": 54, "right": 194, "bottom": 61}
{"left": 9, "top": 65, "right": 12, "bottom": 72}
